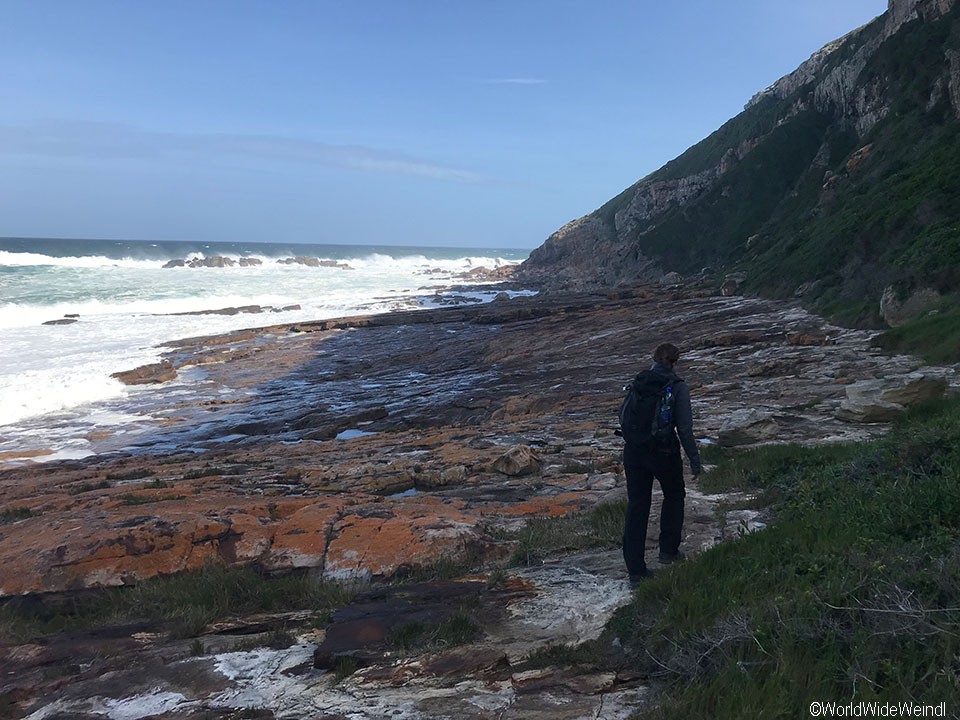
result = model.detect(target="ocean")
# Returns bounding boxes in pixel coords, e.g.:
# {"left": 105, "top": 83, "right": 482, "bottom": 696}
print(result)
{"left": 0, "top": 237, "right": 530, "bottom": 461}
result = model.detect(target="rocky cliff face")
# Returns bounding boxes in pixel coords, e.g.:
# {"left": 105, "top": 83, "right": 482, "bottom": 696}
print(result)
{"left": 751, "top": 0, "right": 958, "bottom": 129}
{"left": 519, "top": 0, "right": 960, "bottom": 323}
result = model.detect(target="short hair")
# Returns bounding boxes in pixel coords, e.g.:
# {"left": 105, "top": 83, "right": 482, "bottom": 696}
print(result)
{"left": 653, "top": 343, "right": 681, "bottom": 366}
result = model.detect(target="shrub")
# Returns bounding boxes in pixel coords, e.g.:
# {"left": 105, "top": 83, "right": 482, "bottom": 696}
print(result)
{"left": 0, "top": 507, "right": 36, "bottom": 524}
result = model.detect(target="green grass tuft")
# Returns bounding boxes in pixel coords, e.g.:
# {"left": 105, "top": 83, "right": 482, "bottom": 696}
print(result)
{"left": 0, "top": 507, "right": 37, "bottom": 524}
{"left": 0, "top": 563, "right": 351, "bottom": 642}
{"left": 385, "top": 610, "right": 482, "bottom": 654}
{"left": 873, "top": 300, "right": 960, "bottom": 364}
{"left": 66, "top": 480, "right": 111, "bottom": 495}
{"left": 507, "top": 500, "right": 627, "bottom": 567}
{"left": 117, "top": 492, "right": 186, "bottom": 506}
{"left": 105, "top": 468, "right": 153, "bottom": 481}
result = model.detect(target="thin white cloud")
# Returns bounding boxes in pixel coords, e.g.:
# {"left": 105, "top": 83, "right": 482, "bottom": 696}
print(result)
{"left": 481, "top": 77, "right": 547, "bottom": 85}
{"left": 0, "top": 120, "right": 482, "bottom": 183}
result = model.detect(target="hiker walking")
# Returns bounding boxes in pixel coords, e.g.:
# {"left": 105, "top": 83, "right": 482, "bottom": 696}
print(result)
{"left": 618, "top": 343, "right": 701, "bottom": 583}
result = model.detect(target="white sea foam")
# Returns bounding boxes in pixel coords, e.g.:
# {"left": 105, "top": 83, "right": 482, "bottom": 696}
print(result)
{"left": 0, "top": 248, "right": 513, "bottom": 272}
{"left": 0, "top": 250, "right": 161, "bottom": 269}
{"left": 0, "top": 245, "right": 529, "bottom": 441}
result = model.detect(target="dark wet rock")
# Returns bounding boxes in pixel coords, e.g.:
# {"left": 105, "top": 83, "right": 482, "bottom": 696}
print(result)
{"left": 172, "top": 305, "right": 265, "bottom": 316}
{"left": 162, "top": 259, "right": 185, "bottom": 268}
{"left": 452, "top": 265, "right": 516, "bottom": 282}
{"left": 228, "top": 419, "right": 287, "bottom": 436}
{"left": 430, "top": 293, "right": 484, "bottom": 306}
{"left": 170, "top": 304, "right": 301, "bottom": 317}
{"left": 110, "top": 360, "right": 177, "bottom": 385}
{"left": 318, "top": 260, "right": 352, "bottom": 270}
{"left": 42, "top": 318, "right": 78, "bottom": 326}
{"left": 238, "top": 257, "right": 263, "bottom": 267}
{"left": 312, "top": 580, "right": 487, "bottom": 669}
{"left": 298, "top": 407, "right": 389, "bottom": 441}
{"left": 279, "top": 256, "right": 321, "bottom": 267}
{"left": 185, "top": 255, "right": 236, "bottom": 268}
{"left": 290, "top": 409, "right": 332, "bottom": 430}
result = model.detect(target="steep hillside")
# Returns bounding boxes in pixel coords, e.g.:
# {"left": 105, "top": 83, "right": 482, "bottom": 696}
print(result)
{"left": 519, "top": 0, "right": 960, "bottom": 328}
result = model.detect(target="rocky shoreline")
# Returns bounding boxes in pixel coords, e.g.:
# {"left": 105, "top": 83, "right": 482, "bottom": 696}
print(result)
{"left": 1, "top": 285, "right": 956, "bottom": 718}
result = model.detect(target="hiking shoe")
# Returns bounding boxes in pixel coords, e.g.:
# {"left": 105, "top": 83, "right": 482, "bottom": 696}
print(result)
{"left": 658, "top": 551, "right": 686, "bottom": 565}
{"left": 628, "top": 569, "right": 655, "bottom": 587}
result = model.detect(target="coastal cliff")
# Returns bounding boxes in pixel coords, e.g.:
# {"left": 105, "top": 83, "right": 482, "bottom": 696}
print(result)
{"left": 519, "top": 0, "right": 960, "bottom": 327}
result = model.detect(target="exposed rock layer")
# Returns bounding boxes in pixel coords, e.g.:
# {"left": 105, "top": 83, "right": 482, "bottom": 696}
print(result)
{"left": 2, "top": 286, "right": 958, "bottom": 718}
{"left": 2, "top": 287, "right": 954, "bottom": 597}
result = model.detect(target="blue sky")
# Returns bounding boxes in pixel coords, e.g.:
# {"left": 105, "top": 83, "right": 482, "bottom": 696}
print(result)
{"left": 0, "top": 1, "right": 888, "bottom": 249}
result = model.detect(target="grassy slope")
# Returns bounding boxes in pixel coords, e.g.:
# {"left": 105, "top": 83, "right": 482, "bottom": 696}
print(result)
{"left": 602, "top": 396, "right": 960, "bottom": 717}
{"left": 873, "top": 300, "right": 960, "bottom": 363}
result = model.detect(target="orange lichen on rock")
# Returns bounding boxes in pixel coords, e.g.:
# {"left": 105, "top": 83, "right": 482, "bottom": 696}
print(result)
{"left": 324, "top": 498, "right": 483, "bottom": 581}
{"left": 482, "top": 492, "right": 587, "bottom": 518}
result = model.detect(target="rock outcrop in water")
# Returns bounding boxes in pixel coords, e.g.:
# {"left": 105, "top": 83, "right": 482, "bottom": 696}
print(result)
{"left": 161, "top": 256, "right": 352, "bottom": 269}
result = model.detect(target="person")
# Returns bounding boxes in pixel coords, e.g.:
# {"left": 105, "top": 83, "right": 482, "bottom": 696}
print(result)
{"left": 621, "top": 342, "right": 701, "bottom": 583}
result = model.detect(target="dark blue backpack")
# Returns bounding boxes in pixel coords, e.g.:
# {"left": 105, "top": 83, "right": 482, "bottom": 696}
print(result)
{"left": 618, "top": 371, "right": 677, "bottom": 451}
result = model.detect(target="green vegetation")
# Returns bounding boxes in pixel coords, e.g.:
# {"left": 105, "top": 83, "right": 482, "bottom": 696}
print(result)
{"left": 116, "top": 492, "right": 186, "bottom": 505}
{"left": 746, "top": 118, "right": 960, "bottom": 324}
{"left": 0, "top": 506, "right": 37, "bottom": 524}
{"left": 333, "top": 655, "right": 362, "bottom": 681}
{"left": 645, "top": 110, "right": 833, "bottom": 272}
{"left": 741, "top": 9, "right": 960, "bottom": 326}
{"left": 873, "top": 298, "right": 960, "bottom": 364}
{"left": 182, "top": 464, "right": 225, "bottom": 480}
{"left": 602, "top": 396, "right": 960, "bottom": 717}
{"left": 0, "top": 563, "right": 351, "bottom": 642}
{"left": 507, "top": 500, "right": 627, "bottom": 566}
{"left": 595, "top": 93, "right": 796, "bottom": 231}
{"left": 393, "top": 549, "right": 492, "bottom": 584}
{"left": 144, "top": 479, "right": 172, "bottom": 489}
{"left": 385, "top": 610, "right": 482, "bottom": 654}
{"left": 105, "top": 468, "right": 153, "bottom": 481}
{"left": 584, "top": 5, "right": 960, "bottom": 340}
{"left": 521, "top": 640, "right": 606, "bottom": 671}
{"left": 66, "top": 479, "right": 111, "bottom": 495}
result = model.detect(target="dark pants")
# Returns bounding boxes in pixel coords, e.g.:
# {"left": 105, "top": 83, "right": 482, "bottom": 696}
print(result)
{"left": 622, "top": 444, "right": 686, "bottom": 575}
